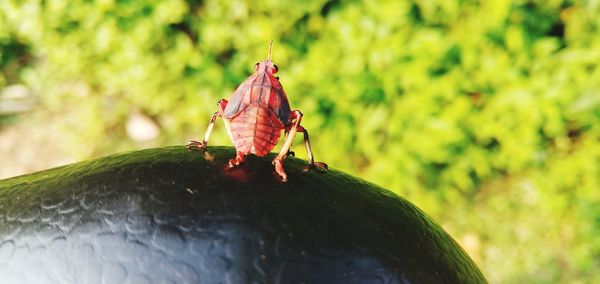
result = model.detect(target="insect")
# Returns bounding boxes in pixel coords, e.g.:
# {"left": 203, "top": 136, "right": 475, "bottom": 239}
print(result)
{"left": 187, "top": 41, "right": 328, "bottom": 182}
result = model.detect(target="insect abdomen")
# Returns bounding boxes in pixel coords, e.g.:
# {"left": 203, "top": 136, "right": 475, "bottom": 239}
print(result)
{"left": 230, "top": 105, "right": 281, "bottom": 156}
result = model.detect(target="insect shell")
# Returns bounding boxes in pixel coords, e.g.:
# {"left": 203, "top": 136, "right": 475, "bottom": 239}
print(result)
{"left": 221, "top": 53, "right": 291, "bottom": 156}
{"left": 187, "top": 41, "right": 328, "bottom": 182}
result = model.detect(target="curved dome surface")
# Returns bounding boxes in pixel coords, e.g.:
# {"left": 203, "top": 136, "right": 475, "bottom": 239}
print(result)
{"left": 0, "top": 146, "right": 486, "bottom": 283}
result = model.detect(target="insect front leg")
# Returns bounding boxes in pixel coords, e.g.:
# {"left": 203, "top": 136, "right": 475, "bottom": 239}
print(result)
{"left": 187, "top": 99, "right": 228, "bottom": 150}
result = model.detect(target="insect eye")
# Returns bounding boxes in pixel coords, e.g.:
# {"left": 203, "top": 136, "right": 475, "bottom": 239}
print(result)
{"left": 273, "top": 64, "right": 279, "bottom": 74}
{"left": 254, "top": 62, "right": 260, "bottom": 71}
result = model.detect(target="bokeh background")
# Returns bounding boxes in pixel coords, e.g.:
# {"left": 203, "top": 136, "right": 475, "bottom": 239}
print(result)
{"left": 1, "top": 0, "right": 599, "bottom": 282}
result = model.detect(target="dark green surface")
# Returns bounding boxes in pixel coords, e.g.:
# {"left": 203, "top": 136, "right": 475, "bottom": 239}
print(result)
{"left": 0, "top": 146, "right": 486, "bottom": 283}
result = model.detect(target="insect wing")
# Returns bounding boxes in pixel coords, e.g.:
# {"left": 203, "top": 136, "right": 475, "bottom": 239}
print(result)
{"left": 223, "top": 71, "right": 291, "bottom": 125}
{"left": 222, "top": 76, "right": 254, "bottom": 119}
{"left": 268, "top": 81, "right": 291, "bottom": 125}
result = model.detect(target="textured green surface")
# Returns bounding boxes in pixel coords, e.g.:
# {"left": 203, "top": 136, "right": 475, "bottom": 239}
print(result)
{"left": 0, "top": 146, "right": 486, "bottom": 283}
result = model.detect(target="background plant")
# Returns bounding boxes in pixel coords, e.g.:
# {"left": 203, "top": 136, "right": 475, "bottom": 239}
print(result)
{"left": 1, "top": 0, "right": 599, "bottom": 282}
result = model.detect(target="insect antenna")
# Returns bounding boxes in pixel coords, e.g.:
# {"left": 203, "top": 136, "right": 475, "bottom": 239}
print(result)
{"left": 267, "top": 40, "right": 273, "bottom": 61}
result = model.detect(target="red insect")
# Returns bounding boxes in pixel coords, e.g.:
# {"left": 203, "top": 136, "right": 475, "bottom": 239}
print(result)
{"left": 187, "top": 41, "right": 327, "bottom": 182}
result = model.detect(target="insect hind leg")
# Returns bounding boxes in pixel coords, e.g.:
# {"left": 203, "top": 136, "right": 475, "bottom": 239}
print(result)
{"left": 272, "top": 111, "right": 327, "bottom": 182}
{"left": 272, "top": 110, "right": 303, "bottom": 182}
{"left": 283, "top": 130, "right": 295, "bottom": 157}
{"left": 228, "top": 151, "right": 245, "bottom": 168}
{"left": 297, "top": 126, "right": 328, "bottom": 173}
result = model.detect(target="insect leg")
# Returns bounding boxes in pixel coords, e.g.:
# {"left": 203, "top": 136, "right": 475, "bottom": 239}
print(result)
{"left": 283, "top": 130, "right": 295, "bottom": 157}
{"left": 187, "top": 99, "right": 228, "bottom": 150}
{"left": 297, "top": 126, "right": 328, "bottom": 173}
{"left": 272, "top": 110, "right": 303, "bottom": 182}
{"left": 228, "top": 151, "right": 246, "bottom": 168}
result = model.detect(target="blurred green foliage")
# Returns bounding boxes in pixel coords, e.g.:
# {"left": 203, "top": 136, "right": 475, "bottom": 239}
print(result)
{"left": 1, "top": 0, "right": 600, "bottom": 282}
